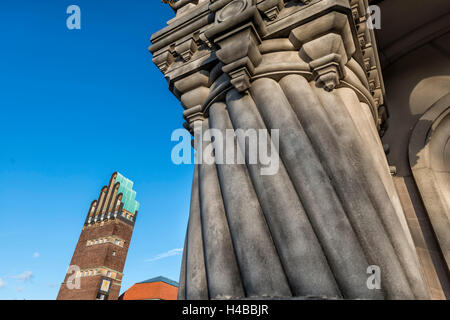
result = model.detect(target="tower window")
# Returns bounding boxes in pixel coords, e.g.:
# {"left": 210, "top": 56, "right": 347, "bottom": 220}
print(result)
{"left": 112, "top": 251, "right": 116, "bottom": 256}
{"left": 100, "top": 279, "right": 111, "bottom": 292}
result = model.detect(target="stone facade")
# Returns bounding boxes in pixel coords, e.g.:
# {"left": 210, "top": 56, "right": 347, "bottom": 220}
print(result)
{"left": 375, "top": 0, "right": 450, "bottom": 299}
{"left": 150, "top": 0, "right": 449, "bottom": 299}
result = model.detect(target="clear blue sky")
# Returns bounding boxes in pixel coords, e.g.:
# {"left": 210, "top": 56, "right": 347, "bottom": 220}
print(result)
{"left": 0, "top": 0, "right": 194, "bottom": 299}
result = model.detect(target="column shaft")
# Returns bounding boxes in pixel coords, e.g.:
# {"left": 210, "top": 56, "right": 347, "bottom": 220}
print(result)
{"left": 316, "top": 87, "right": 429, "bottom": 299}
{"left": 198, "top": 119, "right": 245, "bottom": 299}
{"left": 209, "top": 102, "right": 292, "bottom": 298}
{"left": 185, "top": 164, "right": 209, "bottom": 299}
{"left": 250, "top": 77, "right": 382, "bottom": 299}
{"left": 226, "top": 89, "right": 341, "bottom": 298}
{"left": 280, "top": 74, "right": 414, "bottom": 299}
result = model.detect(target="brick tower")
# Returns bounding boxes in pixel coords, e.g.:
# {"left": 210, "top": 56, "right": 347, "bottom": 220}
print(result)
{"left": 57, "top": 172, "right": 140, "bottom": 300}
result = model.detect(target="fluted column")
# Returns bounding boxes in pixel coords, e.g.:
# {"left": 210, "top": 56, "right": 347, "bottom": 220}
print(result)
{"left": 226, "top": 88, "right": 341, "bottom": 298}
{"left": 312, "top": 85, "right": 428, "bottom": 299}
{"left": 281, "top": 75, "right": 415, "bottom": 299}
{"left": 151, "top": 0, "right": 429, "bottom": 300}
{"left": 209, "top": 102, "right": 292, "bottom": 298}
{"left": 250, "top": 77, "right": 382, "bottom": 299}
{"left": 197, "top": 119, "right": 244, "bottom": 299}
{"left": 183, "top": 162, "right": 208, "bottom": 300}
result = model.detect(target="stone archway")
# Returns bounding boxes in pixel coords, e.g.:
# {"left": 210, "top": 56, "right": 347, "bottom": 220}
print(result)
{"left": 409, "top": 93, "right": 450, "bottom": 270}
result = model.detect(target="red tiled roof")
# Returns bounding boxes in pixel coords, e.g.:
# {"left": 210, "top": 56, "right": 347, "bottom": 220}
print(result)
{"left": 119, "top": 280, "right": 178, "bottom": 300}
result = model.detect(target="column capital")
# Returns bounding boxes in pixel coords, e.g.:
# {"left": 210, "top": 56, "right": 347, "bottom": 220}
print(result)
{"left": 150, "top": 0, "right": 386, "bottom": 128}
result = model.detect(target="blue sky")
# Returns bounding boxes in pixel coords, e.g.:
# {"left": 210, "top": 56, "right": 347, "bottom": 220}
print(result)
{"left": 0, "top": 1, "right": 193, "bottom": 299}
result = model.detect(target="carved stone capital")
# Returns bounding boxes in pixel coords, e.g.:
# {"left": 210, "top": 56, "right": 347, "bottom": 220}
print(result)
{"left": 175, "top": 38, "right": 198, "bottom": 62}
{"left": 214, "top": 26, "right": 262, "bottom": 91}
{"left": 174, "top": 70, "right": 211, "bottom": 109}
{"left": 151, "top": 0, "right": 386, "bottom": 130}
{"left": 152, "top": 50, "right": 175, "bottom": 73}
{"left": 301, "top": 33, "right": 348, "bottom": 91}
{"left": 289, "top": 11, "right": 355, "bottom": 57}
{"left": 206, "top": 0, "right": 266, "bottom": 39}
{"left": 257, "top": 0, "right": 284, "bottom": 21}
{"left": 289, "top": 11, "right": 355, "bottom": 91}
{"left": 183, "top": 105, "right": 205, "bottom": 131}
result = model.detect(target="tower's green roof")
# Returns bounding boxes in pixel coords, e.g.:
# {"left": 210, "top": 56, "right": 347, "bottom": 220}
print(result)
{"left": 116, "top": 172, "right": 140, "bottom": 213}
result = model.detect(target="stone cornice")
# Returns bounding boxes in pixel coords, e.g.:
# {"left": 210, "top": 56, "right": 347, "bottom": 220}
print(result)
{"left": 150, "top": 0, "right": 387, "bottom": 130}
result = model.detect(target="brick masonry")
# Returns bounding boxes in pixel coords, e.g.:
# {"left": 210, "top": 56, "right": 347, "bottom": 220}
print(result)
{"left": 57, "top": 219, "right": 134, "bottom": 300}
{"left": 57, "top": 173, "right": 138, "bottom": 300}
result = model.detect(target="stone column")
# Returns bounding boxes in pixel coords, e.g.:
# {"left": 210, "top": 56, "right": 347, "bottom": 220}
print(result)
{"left": 150, "top": 0, "right": 429, "bottom": 299}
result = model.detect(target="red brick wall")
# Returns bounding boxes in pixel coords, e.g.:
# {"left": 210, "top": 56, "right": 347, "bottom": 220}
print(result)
{"left": 57, "top": 219, "right": 134, "bottom": 300}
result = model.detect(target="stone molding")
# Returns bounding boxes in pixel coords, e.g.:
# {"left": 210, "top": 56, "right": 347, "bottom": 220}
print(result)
{"left": 409, "top": 93, "right": 450, "bottom": 270}
{"left": 150, "top": 0, "right": 386, "bottom": 129}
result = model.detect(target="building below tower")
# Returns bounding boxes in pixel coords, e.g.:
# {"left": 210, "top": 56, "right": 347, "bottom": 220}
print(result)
{"left": 119, "top": 276, "right": 179, "bottom": 300}
{"left": 57, "top": 172, "right": 140, "bottom": 300}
